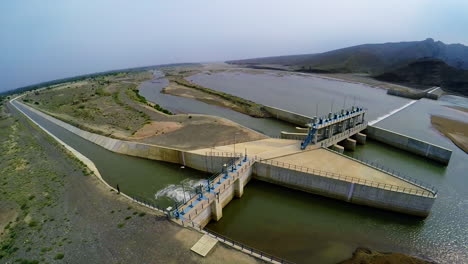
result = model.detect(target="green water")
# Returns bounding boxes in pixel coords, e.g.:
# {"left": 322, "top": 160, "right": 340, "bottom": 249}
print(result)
{"left": 12, "top": 102, "right": 208, "bottom": 209}
{"left": 206, "top": 97, "right": 468, "bottom": 263}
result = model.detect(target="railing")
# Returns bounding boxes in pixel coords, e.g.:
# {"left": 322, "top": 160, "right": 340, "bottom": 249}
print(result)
{"left": 333, "top": 150, "right": 438, "bottom": 195}
{"left": 173, "top": 154, "right": 255, "bottom": 221}
{"left": 318, "top": 122, "right": 367, "bottom": 148}
{"left": 314, "top": 107, "right": 367, "bottom": 128}
{"left": 204, "top": 229, "right": 295, "bottom": 264}
{"left": 257, "top": 158, "right": 436, "bottom": 198}
{"left": 128, "top": 190, "right": 295, "bottom": 264}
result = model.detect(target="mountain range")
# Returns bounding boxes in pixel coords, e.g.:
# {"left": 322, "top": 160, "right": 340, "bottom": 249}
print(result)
{"left": 227, "top": 38, "right": 468, "bottom": 96}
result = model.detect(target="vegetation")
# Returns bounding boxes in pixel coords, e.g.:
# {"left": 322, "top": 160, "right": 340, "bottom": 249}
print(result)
{"left": 169, "top": 77, "right": 269, "bottom": 117}
{"left": 21, "top": 72, "right": 152, "bottom": 138}
{"left": 129, "top": 88, "right": 173, "bottom": 115}
{"left": 375, "top": 58, "right": 468, "bottom": 96}
{"left": 228, "top": 38, "right": 468, "bottom": 74}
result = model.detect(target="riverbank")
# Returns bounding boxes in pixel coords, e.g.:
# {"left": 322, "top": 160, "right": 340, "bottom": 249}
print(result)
{"left": 166, "top": 77, "right": 270, "bottom": 118}
{"left": 22, "top": 71, "right": 266, "bottom": 150}
{"left": 431, "top": 115, "right": 468, "bottom": 153}
{"left": 0, "top": 102, "right": 259, "bottom": 263}
{"left": 339, "top": 248, "right": 434, "bottom": 264}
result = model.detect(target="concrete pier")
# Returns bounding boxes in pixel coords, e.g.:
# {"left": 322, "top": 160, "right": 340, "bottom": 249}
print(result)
{"left": 340, "top": 138, "right": 356, "bottom": 151}
{"left": 353, "top": 133, "right": 367, "bottom": 144}
{"left": 331, "top": 144, "right": 344, "bottom": 153}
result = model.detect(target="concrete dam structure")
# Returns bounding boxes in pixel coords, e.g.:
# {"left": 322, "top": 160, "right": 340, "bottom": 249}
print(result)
{"left": 12, "top": 100, "right": 440, "bottom": 232}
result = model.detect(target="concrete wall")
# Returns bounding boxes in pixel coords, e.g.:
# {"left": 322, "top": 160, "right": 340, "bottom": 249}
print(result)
{"left": 18, "top": 102, "right": 230, "bottom": 173}
{"left": 365, "top": 126, "right": 452, "bottom": 165}
{"left": 264, "top": 105, "right": 312, "bottom": 126}
{"left": 253, "top": 162, "right": 435, "bottom": 217}
{"left": 351, "top": 184, "right": 434, "bottom": 217}
{"left": 280, "top": 131, "right": 307, "bottom": 140}
{"left": 191, "top": 162, "right": 254, "bottom": 228}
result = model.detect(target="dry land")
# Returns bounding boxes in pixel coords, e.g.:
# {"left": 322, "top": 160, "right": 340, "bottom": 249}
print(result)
{"left": 163, "top": 77, "right": 270, "bottom": 118}
{"left": 0, "top": 102, "right": 260, "bottom": 264}
{"left": 431, "top": 115, "right": 468, "bottom": 153}
{"left": 338, "top": 248, "right": 434, "bottom": 264}
{"left": 22, "top": 71, "right": 265, "bottom": 150}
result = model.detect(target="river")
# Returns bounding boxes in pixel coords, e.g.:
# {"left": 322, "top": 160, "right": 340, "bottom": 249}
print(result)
{"left": 13, "top": 68, "right": 468, "bottom": 263}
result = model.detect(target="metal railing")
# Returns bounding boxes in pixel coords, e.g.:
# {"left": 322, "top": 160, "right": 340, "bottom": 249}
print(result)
{"left": 204, "top": 229, "right": 295, "bottom": 264}
{"left": 334, "top": 150, "right": 438, "bottom": 195}
{"left": 128, "top": 190, "right": 295, "bottom": 264}
{"left": 173, "top": 154, "right": 255, "bottom": 220}
{"left": 318, "top": 122, "right": 367, "bottom": 147}
{"left": 257, "top": 158, "right": 436, "bottom": 198}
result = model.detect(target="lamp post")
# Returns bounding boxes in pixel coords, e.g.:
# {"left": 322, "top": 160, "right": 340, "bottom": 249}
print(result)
{"left": 180, "top": 165, "right": 187, "bottom": 204}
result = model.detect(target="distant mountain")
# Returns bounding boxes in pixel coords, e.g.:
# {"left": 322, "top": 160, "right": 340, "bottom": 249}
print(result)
{"left": 228, "top": 39, "right": 468, "bottom": 74}
{"left": 375, "top": 58, "right": 468, "bottom": 96}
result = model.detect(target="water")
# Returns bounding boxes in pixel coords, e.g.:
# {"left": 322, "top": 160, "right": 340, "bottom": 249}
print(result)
{"left": 12, "top": 101, "right": 208, "bottom": 208}
{"left": 181, "top": 70, "right": 467, "bottom": 263}
{"left": 13, "top": 68, "right": 468, "bottom": 263}
{"left": 187, "top": 71, "right": 412, "bottom": 122}
{"left": 138, "top": 72, "right": 295, "bottom": 136}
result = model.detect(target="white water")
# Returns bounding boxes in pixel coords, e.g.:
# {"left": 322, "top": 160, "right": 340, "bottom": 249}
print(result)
{"left": 155, "top": 178, "right": 206, "bottom": 203}
{"left": 369, "top": 100, "right": 418, "bottom": 126}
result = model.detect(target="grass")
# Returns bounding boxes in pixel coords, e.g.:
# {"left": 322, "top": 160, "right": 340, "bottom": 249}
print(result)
{"left": 129, "top": 88, "right": 173, "bottom": 115}
{"left": 21, "top": 71, "right": 152, "bottom": 138}
{"left": 54, "top": 253, "right": 64, "bottom": 260}
{"left": 170, "top": 77, "right": 268, "bottom": 117}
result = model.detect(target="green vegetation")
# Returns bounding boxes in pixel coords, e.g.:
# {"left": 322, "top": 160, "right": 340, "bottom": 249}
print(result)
{"left": 21, "top": 71, "right": 153, "bottom": 138}
{"left": 170, "top": 77, "right": 269, "bottom": 117}
{"left": 129, "top": 88, "right": 173, "bottom": 115}
{"left": 0, "top": 104, "right": 80, "bottom": 262}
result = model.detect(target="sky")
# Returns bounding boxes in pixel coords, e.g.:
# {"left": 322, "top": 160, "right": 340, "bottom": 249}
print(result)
{"left": 1, "top": 0, "right": 468, "bottom": 92}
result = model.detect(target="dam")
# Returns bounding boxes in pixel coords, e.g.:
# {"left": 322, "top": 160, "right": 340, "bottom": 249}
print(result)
{"left": 12, "top": 99, "right": 439, "bottom": 227}
{"left": 174, "top": 106, "right": 438, "bottom": 228}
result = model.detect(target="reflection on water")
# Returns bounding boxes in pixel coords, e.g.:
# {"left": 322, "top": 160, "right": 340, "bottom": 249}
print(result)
{"left": 187, "top": 71, "right": 412, "bottom": 121}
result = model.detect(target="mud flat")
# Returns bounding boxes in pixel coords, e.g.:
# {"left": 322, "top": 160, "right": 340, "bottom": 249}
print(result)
{"left": 431, "top": 115, "right": 468, "bottom": 153}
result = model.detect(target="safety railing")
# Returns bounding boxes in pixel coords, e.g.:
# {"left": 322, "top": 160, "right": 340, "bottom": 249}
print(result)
{"left": 204, "top": 229, "right": 295, "bottom": 264}
{"left": 173, "top": 154, "right": 255, "bottom": 220}
{"left": 318, "top": 122, "right": 367, "bottom": 147}
{"left": 257, "top": 158, "right": 436, "bottom": 198}
{"left": 315, "top": 106, "right": 368, "bottom": 125}
{"left": 337, "top": 150, "right": 438, "bottom": 195}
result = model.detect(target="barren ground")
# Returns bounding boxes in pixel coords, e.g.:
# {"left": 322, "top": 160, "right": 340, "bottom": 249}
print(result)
{"left": 431, "top": 115, "right": 468, "bottom": 153}
{"left": 0, "top": 102, "right": 260, "bottom": 264}
{"left": 22, "top": 71, "right": 266, "bottom": 150}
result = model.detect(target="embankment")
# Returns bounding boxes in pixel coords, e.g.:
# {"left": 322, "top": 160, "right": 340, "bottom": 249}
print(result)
{"left": 253, "top": 161, "right": 435, "bottom": 217}
{"left": 13, "top": 101, "right": 234, "bottom": 174}
{"left": 365, "top": 126, "right": 452, "bottom": 165}
{"left": 263, "top": 105, "right": 311, "bottom": 126}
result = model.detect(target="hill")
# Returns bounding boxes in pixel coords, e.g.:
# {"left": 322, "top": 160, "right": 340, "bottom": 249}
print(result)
{"left": 375, "top": 58, "right": 468, "bottom": 96}
{"left": 228, "top": 38, "right": 468, "bottom": 74}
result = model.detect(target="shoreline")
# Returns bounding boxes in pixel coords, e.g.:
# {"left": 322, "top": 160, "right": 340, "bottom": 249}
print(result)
{"left": 431, "top": 115, "right": 468, "bottom": 153}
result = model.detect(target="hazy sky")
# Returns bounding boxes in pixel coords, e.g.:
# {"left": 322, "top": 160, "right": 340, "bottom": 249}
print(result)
{"left": 1, "top": 0, "right": 467, "bottom": 92}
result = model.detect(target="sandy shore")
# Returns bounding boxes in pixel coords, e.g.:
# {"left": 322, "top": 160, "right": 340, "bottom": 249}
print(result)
{"left": 431, "top": 115, "right": 468, "bottom": 153}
